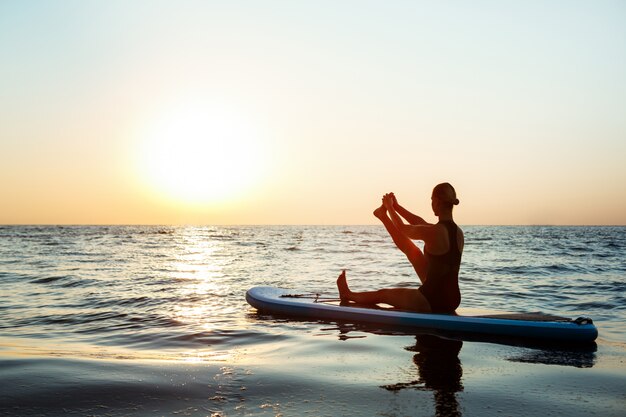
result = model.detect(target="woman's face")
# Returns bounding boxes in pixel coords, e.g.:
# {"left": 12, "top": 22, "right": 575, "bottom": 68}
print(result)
{"left": 431, "top": 196, "right": 440, "bottom": 216}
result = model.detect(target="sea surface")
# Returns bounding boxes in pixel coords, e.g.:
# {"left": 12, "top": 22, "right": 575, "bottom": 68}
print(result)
{"left": 1, "top": 225, "right": 625, "bottom": 416}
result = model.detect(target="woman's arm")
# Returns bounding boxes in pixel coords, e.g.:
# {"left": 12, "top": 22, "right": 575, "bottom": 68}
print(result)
{"left": 384, "top": 194, "right": 417, "bottom": 237}
{"left": 384, "top": 194, "right": 439, "bottom": 243}
{"left": 391, "top": 193, "right": 430, "bottom": 226}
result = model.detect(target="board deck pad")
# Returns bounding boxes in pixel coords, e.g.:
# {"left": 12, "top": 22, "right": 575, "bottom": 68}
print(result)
{"left": 246, "top": 286, "right": 598, "bottom": 343}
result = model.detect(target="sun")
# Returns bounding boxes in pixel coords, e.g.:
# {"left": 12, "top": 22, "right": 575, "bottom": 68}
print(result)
{"left": 135, "top": 103, "right": 266, "bottom": 204}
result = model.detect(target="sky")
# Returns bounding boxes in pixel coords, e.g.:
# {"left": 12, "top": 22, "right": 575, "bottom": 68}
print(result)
{"left": 1, "top": 0, "right": 625, "bottom": 225}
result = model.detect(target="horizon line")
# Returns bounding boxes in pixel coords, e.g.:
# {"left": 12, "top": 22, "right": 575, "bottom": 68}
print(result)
{"left": 1, "top": 223, "right": 625, "bottom": 227}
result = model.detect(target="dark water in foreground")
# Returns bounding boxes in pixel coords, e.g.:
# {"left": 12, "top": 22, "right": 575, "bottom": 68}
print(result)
{"left": 0, "top": 226, "right": 625, "bottom": 416}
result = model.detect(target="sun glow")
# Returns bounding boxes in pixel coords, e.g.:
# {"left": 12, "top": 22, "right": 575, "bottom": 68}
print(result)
{"left": 135, "top": 103, "right": 267, "bottom": 204}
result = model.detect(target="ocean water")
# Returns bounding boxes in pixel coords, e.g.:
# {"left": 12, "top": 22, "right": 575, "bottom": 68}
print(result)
{"left": 1, "top": 225, "right": 625, "bottom": 416}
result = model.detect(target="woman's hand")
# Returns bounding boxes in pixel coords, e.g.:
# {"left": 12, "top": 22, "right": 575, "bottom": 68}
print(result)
{"left": 383, "top": 193, "right": 395, "bottom": 211}
{"left": 390, "top": 192, "right": 399, "bottom": 209}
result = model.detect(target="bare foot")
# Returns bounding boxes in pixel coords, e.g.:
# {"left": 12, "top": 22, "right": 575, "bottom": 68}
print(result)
{"left": 336, "top": 270, "right": 351, "bottom": 301}
{"left": 373, "top": 204, "right": 386, "bottom": 220}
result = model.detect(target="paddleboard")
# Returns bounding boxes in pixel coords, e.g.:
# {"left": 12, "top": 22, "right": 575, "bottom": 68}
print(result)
{"left": 246, "top": 286, "right": 598, "bottom": 343}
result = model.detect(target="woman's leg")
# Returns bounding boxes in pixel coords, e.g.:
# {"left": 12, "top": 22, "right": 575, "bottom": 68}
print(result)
{"left": 333, "top": 205, "right": 433, "bottom": 312}
{"left": 337, "top": 271, "right": 431, "bottom": 312}
{"left": 374, "top": 205, "right": 427, "bottom": 282}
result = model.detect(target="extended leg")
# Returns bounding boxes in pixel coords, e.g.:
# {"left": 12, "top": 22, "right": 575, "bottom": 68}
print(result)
{"left": 337, "top": 271, "right": 431, "bottom": 312}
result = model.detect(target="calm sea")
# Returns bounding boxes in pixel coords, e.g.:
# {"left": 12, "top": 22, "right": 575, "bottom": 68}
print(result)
{"left": 0, "top": 225, "right": 625, "bottom": 416}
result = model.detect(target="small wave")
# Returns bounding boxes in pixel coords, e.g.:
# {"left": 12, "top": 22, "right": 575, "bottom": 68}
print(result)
{"left": 487, "top": 264, "right": 581, "bottom": 277}
{"left": 0, "top": 271, "right": 28, "bottom": 280}
{"left": 16, "top": 311, "right": 129, "bottom": 328}
{"left": 489, "top": 291, "right": 531, "bottom": 300}
{"left": 30, "top": 276, "right": 67, "bottom": 284}
{"left": 395, "top": 281, "right": 419, "bottom": 287}
{"left": 210, "top": 234, "right": 236, "bottom": 241}
{"left": 127, "top": 313, "right": 185, "bottom": 328}
{"left": 116, "top": 296, "right": 152, "bottom": 307}
{"left": 356, "top": 230, "right": 377, "bottom": 235}
{"left": 237, "top": 241, "right": 266, "bottom": 247}
{"left": 568, "top": 301, "right": 618, "bottom": 310}
{"left": 568, "top": 245, "right": 588, "bottom": 252}
{"left": 166, "top": 330, "right": 235, "bottom": 345}
{"left": 0, "top": 258, "right": 25, "bottom": 266}
{"left": 607, "top": 280, "right": 626, "bottom": 291}
{"left": 114, "top": 328, "right": 288, "bottom": 350}
{"left": 489, "top": 265, "right": 542, "bottom": 276}
{"left": 60, "top": 279, "right": 95, "bottom": 288}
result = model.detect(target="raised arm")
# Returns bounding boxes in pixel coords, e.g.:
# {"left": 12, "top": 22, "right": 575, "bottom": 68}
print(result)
{"left": 383, "top": 194, "right": 415, "bottom": 237}
{"left": 391, "top": 193, "right": 430, "bottom": 226}
{"left": 384, "top": 194, "right": 439, "bottom": 243}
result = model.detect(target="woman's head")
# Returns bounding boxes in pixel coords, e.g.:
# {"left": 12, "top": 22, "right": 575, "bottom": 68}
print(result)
{"left": 432, "top": 183, "right": 459, "bottom": 215}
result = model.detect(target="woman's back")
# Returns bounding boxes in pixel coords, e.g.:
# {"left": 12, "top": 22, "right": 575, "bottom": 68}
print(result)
{"left": 421, "top": 221, "right": 462, "bottom": 313}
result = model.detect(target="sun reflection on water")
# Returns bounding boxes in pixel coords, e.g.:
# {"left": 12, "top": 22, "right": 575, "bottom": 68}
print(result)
{"left": 168, "top": 228, "right": 236, "bottom": 335}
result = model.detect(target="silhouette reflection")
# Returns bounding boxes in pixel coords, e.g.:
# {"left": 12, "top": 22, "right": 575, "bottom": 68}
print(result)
{"left": 382, "top": 334, "right": 463, "bottom": 417}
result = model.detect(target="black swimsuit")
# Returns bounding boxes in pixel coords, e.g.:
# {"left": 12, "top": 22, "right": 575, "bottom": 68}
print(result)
{"left": 418, "top": 221, "right": 462, "bottom": 313}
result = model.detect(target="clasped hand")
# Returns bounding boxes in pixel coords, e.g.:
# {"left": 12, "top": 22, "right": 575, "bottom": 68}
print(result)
{"left": 382, "top": 192, "right": 397, "bottom": 211}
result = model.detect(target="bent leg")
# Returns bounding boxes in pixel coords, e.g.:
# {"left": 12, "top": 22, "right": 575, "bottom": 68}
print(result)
{"left": 374, "top": 207, "right": 427, "bottom": 282}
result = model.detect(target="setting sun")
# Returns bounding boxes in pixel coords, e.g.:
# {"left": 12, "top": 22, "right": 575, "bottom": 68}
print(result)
{"left": 135, "top": 103, "right": 266, "bottom": 205}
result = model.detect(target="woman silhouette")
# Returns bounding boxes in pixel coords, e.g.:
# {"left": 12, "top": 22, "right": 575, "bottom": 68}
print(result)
{"left": 337, "top": 183, "right": 463, "bottom": 313}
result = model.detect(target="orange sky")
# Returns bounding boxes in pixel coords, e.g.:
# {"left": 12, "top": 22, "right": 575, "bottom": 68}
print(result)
{"left": 1, "top": 1, "right": 625, "bottom": 225}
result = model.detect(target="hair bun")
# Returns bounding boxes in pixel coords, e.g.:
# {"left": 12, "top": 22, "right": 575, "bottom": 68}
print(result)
{"left": 453, "top": 198, "right": 460, "bottom": 205}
